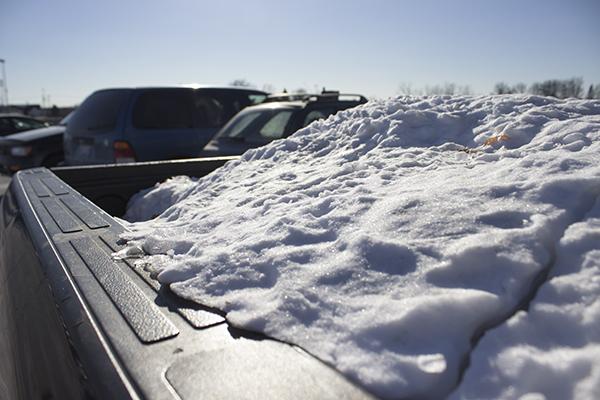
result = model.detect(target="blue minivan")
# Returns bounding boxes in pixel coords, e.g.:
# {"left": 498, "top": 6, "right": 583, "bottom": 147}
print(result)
{"left": 64, "top": 86, "right": 267, "bottom": 165}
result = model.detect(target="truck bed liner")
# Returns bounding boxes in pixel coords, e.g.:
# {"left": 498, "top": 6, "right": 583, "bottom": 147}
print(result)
{"left": 0, "top": 167, "right": 375, "bottom": 400}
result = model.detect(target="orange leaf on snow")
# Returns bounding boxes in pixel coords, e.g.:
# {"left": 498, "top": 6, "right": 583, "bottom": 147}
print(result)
{"left": 484, "top": 133, "right": 510, "bottom": 146}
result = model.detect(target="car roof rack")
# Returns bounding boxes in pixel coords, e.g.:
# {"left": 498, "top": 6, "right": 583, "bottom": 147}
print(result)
{"left": 308, "top": 91, "right": 368, "bottom": 103}
{"left": 263, "top": 93, "right": 312, "bottom": 103}
{"left": 264, "top": 89, "right": 367, "bottom": 104}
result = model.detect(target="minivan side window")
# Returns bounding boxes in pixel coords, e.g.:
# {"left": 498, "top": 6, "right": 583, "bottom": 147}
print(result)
{"left": 200, "top": 90, "right": 266, "bottom": 125}
{"left": 69, "top": 90, "right": 130, "bottom": 132}
{"left": 194, "top": 94, "right": 225, "bottom": 129}
{"left": 132, "top": 90, "right": 195, "bottom": 130}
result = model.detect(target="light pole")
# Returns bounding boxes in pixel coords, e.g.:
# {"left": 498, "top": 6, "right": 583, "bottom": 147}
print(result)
{"left": 0, "top": 59, "right": 7, "bottom": 106}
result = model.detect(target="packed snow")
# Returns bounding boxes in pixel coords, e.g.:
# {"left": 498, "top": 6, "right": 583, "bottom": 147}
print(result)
{"left": 451, "top": 196, "right": 600, "bottom": 400}
{"left": 120, "top": 95, "right": 600, "bottom": 399}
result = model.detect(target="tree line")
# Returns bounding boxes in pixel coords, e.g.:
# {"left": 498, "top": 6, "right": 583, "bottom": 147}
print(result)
{"left": 231, "top": 77, "right": 600, "bottom": 99}
{"left": 495, "top": 77, "right": 600, "bottom": 99}
{"left": 397, "top": 82, "right": 472, "bottom": 96}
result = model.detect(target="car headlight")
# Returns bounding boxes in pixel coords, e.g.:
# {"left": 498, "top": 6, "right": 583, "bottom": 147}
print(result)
{"left": 10, "top": 146, "right": 32, "bottom": 157}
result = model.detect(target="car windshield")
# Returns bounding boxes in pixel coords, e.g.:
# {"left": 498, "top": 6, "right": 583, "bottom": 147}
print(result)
{"left": 216, "top": 108, "right": 295, "bottom": 143}
{"left": 14, "top": 118, "right": 45, "bottom": 130}
{"left": 59, "top": 111, "right": 75, "bottom": 126}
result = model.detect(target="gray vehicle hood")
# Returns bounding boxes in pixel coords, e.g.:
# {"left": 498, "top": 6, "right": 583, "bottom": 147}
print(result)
{"left": 0, "top": 126, "right": 65, "bottom": 144}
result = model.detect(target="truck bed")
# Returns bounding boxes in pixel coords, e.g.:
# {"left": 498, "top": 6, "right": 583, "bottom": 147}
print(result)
{"left": 0, "top": 161, "right": 375, "bottom": 400}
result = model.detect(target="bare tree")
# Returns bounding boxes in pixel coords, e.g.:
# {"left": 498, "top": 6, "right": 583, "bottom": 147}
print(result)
{"left": 565, "top": 77, "right": 583, "bottom": 98}
{"left": 529, "top": 77, "right": 584, "bottom": 98}
{"left": 459, "top": 85, "right": 472, "bottom": 95}
{"left": 261, "top": 83, "right": 276, "bottom": 93}
{"left": 529, "top": 82, "right": 542, "bottom": 96}
{"left": 423, "top": 82, "right": 470, "bottom": 96}
{"left": 587, "top": 85, "right": 594, "bottom": 99}
{"left": 513, "top": 83, "right": 527, "bottom": 93}
{"left": 397, "top": 82, "right": 413, "bottom": 96}
{"left": 494, "top": 82, "right": 512, "bottom": 94}
{"left": 494, "top": 82, "right": 527, "bottom": 95}
{"left": 443, "top": 83, "right": 456, "bottom": 95}
{"left": 229, "top": 79, "right": 254, "bottom": 88}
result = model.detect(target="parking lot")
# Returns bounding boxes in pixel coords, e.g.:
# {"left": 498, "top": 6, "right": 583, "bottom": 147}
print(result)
{"left": 1, "top": 1, "right": 599, "bottom": 398}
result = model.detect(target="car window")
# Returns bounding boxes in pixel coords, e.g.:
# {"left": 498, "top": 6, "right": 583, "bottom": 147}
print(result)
{"left": 248, "top": 93, "right": 267, "bottom": 105}
{"left": 59, "top": 111, "right": 74, "bottom": 126}
{"left": 13, "top": 118, "right": 45, "bottom": 130}
{"left": 0, "top": 118, "right": 13, "bottom": 134}
{"left": 260, "top": 111, "right": 294, "bottom": 139}
{"left": 200, "top": 90, "right": 267, "bottom": 123}
{"left": 132, "top": 90, "right": 195, "bottom": 129}
{"left": 223, "top": 112, "right": 263, "bottom": 138}
{"left": 69, "top": 89, "right": 130, "bottom": 132}
{"left": 217, "top": 108, "right": 295, "bottom": 143}
{"left": 194, "top": 94, "right": 225, "bottom": 128}
{"left": 303, "top": 108, "right": 335, "bottom": 127}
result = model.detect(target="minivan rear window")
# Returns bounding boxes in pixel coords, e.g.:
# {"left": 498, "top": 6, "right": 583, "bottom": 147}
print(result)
{"left": 69, "top": 89, "right": 130, "bottom": 132}
{"left": 132, "top": 90, "right": 195, "bottom": 130}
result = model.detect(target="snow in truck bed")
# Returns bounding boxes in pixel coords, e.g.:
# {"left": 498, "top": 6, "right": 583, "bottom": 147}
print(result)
{"left": 121, "top": 95, "right": 600, "bottom": 399}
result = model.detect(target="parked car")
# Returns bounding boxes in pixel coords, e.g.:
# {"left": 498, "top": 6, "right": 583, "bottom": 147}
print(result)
{"left": 0, "top": 114, "right": 49, "bottom": 136}
{"left": 63, "top": 86, "right": 267, "bottom": 165}
{"left": 0, "top": 113, "right": 72, "bottom": 173}
{"left": 200, "top": 91, "right": 367, "bottom": 156}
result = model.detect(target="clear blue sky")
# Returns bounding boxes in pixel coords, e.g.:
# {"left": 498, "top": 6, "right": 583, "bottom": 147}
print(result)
{"left": 1, "top": 0, "right": 599, "bottom": 106}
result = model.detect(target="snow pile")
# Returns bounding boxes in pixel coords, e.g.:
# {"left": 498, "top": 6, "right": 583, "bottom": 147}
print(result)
{"left": 125, "top": 175, "right": 198, "bottom": 222}
{"left": 121, "top": 95, "right": 600, "bottom": 399}
{"left": 452, "top": 197, "right": 600, "bottom": 400}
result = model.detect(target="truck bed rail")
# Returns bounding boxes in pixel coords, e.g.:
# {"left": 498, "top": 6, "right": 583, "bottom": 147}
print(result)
{"left": 0, "top": 166, "right": 374, "bottom": 400}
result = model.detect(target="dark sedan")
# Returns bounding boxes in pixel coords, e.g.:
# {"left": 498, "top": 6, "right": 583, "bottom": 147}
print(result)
{"left": 0, "top": 114, "right": 49, "bottom": 136}
{"left": 0, "top": 115, "right": 70, "bottom": 173}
